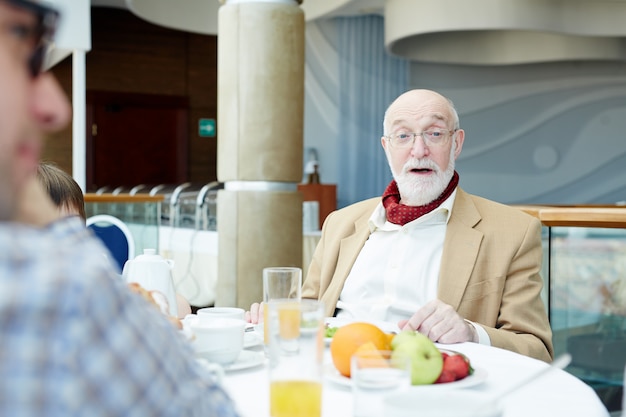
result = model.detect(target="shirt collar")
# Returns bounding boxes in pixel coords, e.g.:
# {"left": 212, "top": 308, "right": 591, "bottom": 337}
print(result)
{"left": 369, "top": 188, "right": 458, "bottom": 232}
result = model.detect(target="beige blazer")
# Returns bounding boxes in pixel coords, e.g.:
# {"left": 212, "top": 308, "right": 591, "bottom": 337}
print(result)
{"left": 302, "top": 188, "right": 554, "bottom": 362}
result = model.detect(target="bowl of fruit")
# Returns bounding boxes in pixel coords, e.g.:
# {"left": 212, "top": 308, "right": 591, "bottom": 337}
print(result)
{"left": 326, "top": 322, "right": 486, "bottom": 388}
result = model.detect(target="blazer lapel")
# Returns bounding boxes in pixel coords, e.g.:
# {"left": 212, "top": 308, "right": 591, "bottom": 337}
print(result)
{"left": 438, "top": 189, "right": 483, "bottom": 309}
{"left": 325, "top": 212, "right": 372, "bottom": 298}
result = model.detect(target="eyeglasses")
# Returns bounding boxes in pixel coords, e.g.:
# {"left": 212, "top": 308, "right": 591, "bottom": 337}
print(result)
{"left": 385, "top": 129, "right": 457, "bottom": 148}
{"left": 4, "top": 0, "right": 59, "bottom": 78}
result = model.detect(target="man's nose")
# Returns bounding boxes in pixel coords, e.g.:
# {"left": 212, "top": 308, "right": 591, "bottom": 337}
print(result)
{"left": 31, "top": 73, "right": 72, "bottom": 132}
{"left": 409, "top": 134, "right": 430, "bottom": 158}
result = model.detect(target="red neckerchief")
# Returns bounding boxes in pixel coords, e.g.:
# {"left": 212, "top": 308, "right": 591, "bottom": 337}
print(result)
{"left": 382, "top": 171, "right": 459, "bottom": 226}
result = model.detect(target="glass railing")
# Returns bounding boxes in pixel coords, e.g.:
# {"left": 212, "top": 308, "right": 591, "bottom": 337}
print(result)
{"left": 516, "top": 205, "right": 626, "bottom": 413}
{"left": 85, "top": 194, "right": 163, "bottom": 258}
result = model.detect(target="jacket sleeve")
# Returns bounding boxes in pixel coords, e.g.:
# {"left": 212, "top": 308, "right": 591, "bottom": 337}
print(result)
{"left": 478, "top": 217, "right": 554, "bottom": 362}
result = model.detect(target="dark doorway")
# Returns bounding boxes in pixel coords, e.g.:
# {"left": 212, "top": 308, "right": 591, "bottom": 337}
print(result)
{"left": 86, "top": 91, "right": 189, "bottom": 191}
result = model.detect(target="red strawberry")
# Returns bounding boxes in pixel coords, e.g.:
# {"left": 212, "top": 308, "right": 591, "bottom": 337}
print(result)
{"left": 440, "top": 352, "right": 450, "bottom": 361}
{"left": 434, "top": 369, "right": 456, "bottom": 384}
{"left": 445, "top": 354, "right": 470, "bottom": 380}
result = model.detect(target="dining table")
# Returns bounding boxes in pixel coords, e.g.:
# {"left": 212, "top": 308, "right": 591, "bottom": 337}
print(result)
{"left": 220, "top": 323, "right": 610, "bottom": 417}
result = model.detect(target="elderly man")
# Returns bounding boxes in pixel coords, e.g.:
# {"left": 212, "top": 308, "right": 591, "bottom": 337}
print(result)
{"left": 249, "top": 89, "right": 553, "bottom": 362}
{"left": 0, "top": 1, "right": 239, "bottom": 415}
{"left": 308, "top": 89, "right": 553, "bottom": 362}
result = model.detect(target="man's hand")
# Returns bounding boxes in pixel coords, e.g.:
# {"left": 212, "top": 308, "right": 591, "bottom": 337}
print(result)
{"left": 13, "top": 176, "right": 59, "bottom": 227}
{"left": 398, "top": 299, "right": 478, "bottom": 344}
{"left": 245, "top": 302, "right": 264, "bottom": 324}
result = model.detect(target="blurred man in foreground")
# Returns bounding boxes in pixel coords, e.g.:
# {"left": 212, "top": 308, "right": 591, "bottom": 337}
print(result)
{"left": 0, "top": 1, "right": 239, "bottom": 415}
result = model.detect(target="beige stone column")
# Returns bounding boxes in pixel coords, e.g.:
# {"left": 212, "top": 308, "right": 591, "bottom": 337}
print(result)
{"left": 216, "top": 0, "right": 304, "bottom": 309}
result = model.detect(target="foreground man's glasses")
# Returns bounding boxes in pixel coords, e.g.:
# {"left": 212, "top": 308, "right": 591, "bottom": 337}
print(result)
{"left": 5, "top": 0, "right": 59, "bottom": 77}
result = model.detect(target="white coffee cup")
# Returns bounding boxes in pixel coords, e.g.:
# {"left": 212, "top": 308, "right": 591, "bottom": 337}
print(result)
{"left": 190, "top": 317, "right": 245, "bottom": 365}
{"left": 197, "top": 307, "right": 245, "bottom": 321}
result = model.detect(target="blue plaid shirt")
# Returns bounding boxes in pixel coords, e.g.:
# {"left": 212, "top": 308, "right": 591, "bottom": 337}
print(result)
{"left": 0, "top": 218, "right": 240, "bottom": 417}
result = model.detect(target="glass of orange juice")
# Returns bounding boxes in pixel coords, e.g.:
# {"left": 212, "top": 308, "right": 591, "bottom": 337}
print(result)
{"left": 262, "top": 267, "right": 302, "bottom": 349}
{"left": 268, "top": 299, "right": 324, "bottom": 417}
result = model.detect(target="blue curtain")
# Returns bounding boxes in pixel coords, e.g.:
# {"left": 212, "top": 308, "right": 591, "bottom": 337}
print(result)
{"left": 337, "top": 15, "right": 409, "bottom": 208}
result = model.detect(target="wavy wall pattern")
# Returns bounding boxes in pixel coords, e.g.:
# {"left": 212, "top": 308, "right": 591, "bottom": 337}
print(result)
{"left": 427, "top": 63, "right": 626, "bottom": 204}
{"left": 304, "top": 16, "right": 626, "bottom": 206}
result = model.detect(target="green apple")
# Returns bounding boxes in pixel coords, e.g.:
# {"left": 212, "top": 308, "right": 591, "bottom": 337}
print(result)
{"left": 390, "top": 331, "right": 443, "bottom": 385}
{"left": 390, "top": 330, "right": 419, "bottom": 350}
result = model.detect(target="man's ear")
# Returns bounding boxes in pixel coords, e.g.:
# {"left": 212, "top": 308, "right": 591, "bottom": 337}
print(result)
{"left": 453, "top": 129, "right": 465, "bottom": 159}
{"left": 380, "top": 136, "right": 388, "bottom": 151}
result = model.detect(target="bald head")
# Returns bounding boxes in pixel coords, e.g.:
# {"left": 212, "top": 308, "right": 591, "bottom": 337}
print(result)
{"left": 383, "top": 89, "right": 459, "bottom": 136}
{"left": 380, "top": 89, "right": 465, "bottom": 205}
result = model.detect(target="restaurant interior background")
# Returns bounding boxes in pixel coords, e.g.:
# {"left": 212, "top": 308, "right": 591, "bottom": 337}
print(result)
{"left": 44, "top": 1, "right": 626, "bottom": 414}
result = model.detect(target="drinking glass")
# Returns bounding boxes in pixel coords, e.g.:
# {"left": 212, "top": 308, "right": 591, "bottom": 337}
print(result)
{"left": 351, "top": 350, "right": 411, "bottom": 417}
{"left": 262, "top": 267, "right": 302, "bottom": 347}
{"left": 268, "top": 299, "right": 324, "bottom": 417}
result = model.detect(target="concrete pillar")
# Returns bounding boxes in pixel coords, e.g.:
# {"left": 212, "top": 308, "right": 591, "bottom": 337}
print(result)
{"left": 216, "top": 0, "right": 304, "bottom": 309}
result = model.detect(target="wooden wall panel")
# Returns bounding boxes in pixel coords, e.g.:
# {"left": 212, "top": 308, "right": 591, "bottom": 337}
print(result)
{"left": 187, "top": 34, "right": 218, "bottom": 109}
{"left": 88, "top": 8, "right": 187, "bottom": 95}
{"left": 46, "top": 7, "right": 218, "bottom": 186}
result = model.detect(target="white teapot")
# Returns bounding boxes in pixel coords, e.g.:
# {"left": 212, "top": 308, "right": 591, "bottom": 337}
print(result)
{"left": 122, "top": 249, "right": 178, "bottom": 317}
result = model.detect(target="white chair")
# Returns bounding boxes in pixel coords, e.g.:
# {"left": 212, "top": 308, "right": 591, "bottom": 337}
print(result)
{"left": 86, "top": 214, "right": 136, "bottom": 272}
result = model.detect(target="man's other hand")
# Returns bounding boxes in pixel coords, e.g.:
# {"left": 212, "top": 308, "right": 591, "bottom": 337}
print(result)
{"left": 399, "top": 299, "right": 478, "bottom": 344}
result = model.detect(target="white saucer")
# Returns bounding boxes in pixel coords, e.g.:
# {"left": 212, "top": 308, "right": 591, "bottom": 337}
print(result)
{"left": 244, "top": 331, "right": 263, "bottom": 348}
{"left": 324, "top": 363, "right": 488, "bottom": 390}
{"left": 222, "top": 350, "right": 265, "bottom": 372}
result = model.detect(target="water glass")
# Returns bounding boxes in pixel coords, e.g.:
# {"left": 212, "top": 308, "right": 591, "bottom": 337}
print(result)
{"left": 268, "top": 299, "right": 324, "bottom": 417}
{"left": 351, "top": 350, "right": 411, "bottom": 417}
{"left": 262, "top": 267, "right": 302, "bottom": 346}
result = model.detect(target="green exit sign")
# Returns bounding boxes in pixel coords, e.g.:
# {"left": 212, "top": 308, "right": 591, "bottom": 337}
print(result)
{"left": 199, "top": 118, "right": 216, "bottom": 137}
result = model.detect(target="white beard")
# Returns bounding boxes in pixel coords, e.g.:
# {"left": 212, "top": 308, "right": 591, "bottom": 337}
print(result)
{"left": 390, "top": 144, "right": 456, "bottom": 206}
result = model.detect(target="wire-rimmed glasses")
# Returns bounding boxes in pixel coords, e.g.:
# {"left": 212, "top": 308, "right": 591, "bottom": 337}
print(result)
{"left": 385, "top": 129, "right": 457, "bottom": 148}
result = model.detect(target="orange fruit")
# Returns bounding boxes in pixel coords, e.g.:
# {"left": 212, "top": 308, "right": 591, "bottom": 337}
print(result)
{"left": 330, "top": 322, "right": 390, "bottom": 377}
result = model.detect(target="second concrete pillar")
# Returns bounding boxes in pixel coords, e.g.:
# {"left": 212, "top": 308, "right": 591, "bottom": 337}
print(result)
{"left": 216, "top": 0, "right": 304, "bottom": 308}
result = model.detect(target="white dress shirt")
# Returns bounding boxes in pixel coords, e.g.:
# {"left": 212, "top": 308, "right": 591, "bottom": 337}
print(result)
{"left": 336, "top": 189, "right": 491, "bottom": 345}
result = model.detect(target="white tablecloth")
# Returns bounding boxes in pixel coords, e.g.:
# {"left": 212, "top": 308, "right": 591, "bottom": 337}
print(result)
{"left": 222, "top": 338, "right": 609, "bottom": 417}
